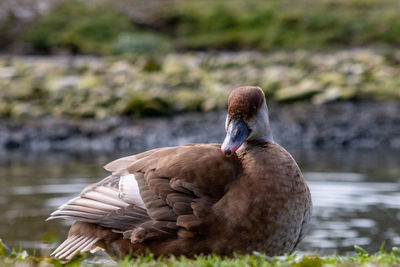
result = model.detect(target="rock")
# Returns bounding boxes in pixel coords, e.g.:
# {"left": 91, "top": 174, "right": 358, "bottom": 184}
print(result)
{"left": 312, "top": 87, "right": 342, "bottom": 104}
{"left": 201, "top": 98, "right": 217, "bottom": 112}
{"left": 275, "top": 80, "right": 322, "bottom": 102}
{"left": 0, "top": 67, "right": 16, "bottom": 79}
{"left": 163, "top": 55, "right": 188, "bottom": 74}
{"left": 110, "top": 60, "right": 131, "bottom": 74}
{"left": 78, "top": 75, "right": 100, "bottom": 89}
{"left": 48, "top": 75, "right": 79, "bottom": 91}
{"left": 312, "top": 87, "right": 356, "bottom": 104}
{"left": 318, "top": 72, "right": 344, "bottom": 86}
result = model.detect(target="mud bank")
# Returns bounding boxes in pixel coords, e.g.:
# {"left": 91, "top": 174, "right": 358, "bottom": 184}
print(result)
{"left": 1, "top": 101, "right": 399, "bottom": 153}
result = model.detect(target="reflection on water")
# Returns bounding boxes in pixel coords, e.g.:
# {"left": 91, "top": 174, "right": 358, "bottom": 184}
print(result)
{"left": 301, "top": 180, "right": 400, "bottom": 253}
{"left": 0, "top": 149, "right": 399, "bottom": 256}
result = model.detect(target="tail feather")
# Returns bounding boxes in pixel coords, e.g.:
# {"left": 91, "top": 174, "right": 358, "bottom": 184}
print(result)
{"left": 53, "top": 236, "right": 86, "bottom": 258}
{"left": 51, "top": 235, "right": 100, "bottom": 260}
{"left": 50, "top": 235, "right": 79, "bottom": 257}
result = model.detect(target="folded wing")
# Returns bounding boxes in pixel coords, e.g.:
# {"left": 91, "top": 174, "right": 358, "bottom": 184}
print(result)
{"left": 48, "top": 144, "right": 240, "bottom": 259}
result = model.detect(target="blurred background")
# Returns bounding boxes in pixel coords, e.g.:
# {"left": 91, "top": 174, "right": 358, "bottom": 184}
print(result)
{"left": 0, "top": 0, "right": 399, "bottom": 259}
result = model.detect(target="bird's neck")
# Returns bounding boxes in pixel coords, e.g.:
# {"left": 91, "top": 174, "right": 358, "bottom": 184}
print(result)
{"left": 245, "top": 123, "right": 274, "bottom": 146}
{"left": 239, "top": 134, "right": 274, "bottom": 152}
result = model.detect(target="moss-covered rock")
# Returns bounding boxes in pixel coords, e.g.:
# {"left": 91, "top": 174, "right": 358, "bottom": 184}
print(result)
{"left": 275, "top": 80, "right": 323, "bottom": 102}
{"left": 0, "top": 49, "right": 400, "bottom": 119}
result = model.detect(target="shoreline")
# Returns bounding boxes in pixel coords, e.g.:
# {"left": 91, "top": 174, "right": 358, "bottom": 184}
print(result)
{"left": 1, "top": 101, "right": 399, "bottom": 152}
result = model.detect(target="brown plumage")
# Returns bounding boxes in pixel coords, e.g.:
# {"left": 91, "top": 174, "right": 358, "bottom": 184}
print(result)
{"left": 48, "top": 86, "right": 312, "bottom": 260}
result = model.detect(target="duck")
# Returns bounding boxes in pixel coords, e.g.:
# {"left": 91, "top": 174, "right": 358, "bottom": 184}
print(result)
{"left": 47, "top": 86, "right": 312, "bottom": 260}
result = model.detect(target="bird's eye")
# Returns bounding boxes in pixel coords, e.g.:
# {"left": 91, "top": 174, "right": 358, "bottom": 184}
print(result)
{"left": 252, "top": 105, "right": 257, "bottom": 111}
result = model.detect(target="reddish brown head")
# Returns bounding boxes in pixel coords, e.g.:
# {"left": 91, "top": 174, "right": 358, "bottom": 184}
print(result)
{"left": 227, "top": 86, "right": 265, "bottom": 120}
{"left": 222, "top": 86, "right": 273, "bottom": 156}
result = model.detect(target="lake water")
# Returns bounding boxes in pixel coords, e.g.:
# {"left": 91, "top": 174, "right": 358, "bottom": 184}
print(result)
{"left": 0, "top": 148, "right": 399, "bottom": 257}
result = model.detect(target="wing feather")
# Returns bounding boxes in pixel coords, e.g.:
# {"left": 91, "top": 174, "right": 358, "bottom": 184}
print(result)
{"left": 48, "top": 174, "right": 150, "bottom": 231}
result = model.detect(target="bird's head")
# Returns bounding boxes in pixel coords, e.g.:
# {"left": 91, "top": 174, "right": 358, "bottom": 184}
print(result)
{"left": 221, "top": 86, "right": 273, "bottom": 156}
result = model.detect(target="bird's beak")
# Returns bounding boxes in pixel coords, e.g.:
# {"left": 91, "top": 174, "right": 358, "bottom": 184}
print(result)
{"left": 221, "top": 119, "right": 249, "bottom": 157}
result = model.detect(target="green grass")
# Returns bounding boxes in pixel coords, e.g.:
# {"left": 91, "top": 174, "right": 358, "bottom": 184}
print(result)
{"left": 22, "top": 0, "right": 131, "bottom": 54}
{"left": 1, "top": 0, "right": 400, "bottom": 54}
{"left": 167, "top": 0, "right": 400, "bottom": 51}
{"left": 21, "top": 0, "right": 171, "bottom": 55}
{"left": 1, "top": 241, "right": 400, "bottom": 267}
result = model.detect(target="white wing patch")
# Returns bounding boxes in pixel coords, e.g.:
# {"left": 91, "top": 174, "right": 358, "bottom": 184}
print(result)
{"left": 47, "top": 174, "right": 146, "bottom": 222}
{"left": 119, "top": 174, "right": 146, "bottom": 209}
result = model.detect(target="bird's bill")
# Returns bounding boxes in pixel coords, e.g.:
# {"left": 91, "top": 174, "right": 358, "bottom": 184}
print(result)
{"left": 221, "top": 119, "right": 249, "bottom": 157}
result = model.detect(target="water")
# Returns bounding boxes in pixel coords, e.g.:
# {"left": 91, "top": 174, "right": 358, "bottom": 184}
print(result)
{"left": 0, "top": 148, "right": 399, "bottom": 257}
